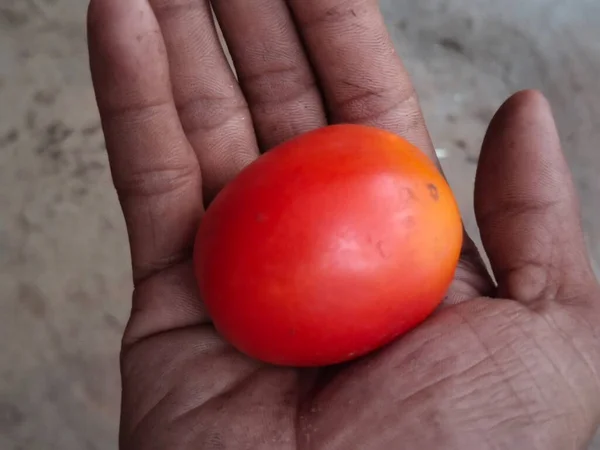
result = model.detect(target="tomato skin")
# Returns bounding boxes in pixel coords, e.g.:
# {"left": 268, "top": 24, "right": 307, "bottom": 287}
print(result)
{"left": 194, "top": 124, "right": 462, "bottom": 367}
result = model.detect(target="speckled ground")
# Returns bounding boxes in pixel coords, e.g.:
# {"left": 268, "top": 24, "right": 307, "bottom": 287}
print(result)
{"left": 1, "top": 0, "right": 599, "bottom": 448}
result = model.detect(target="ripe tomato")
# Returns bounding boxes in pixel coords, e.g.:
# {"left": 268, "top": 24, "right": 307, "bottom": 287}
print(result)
{"left": 194, "top": 124, "right": 462, "bottom": 367}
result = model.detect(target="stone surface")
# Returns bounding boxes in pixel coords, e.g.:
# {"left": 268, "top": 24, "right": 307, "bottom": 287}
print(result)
{"left": 0, "top": 0, "right": 599, "bottom": 448}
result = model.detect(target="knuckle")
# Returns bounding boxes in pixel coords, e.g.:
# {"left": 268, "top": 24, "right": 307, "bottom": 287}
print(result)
{"left": 296, "top": 0, "right": 375, "bottom": 27}
{"left": 332, "top": 84, "right": 418, "bottom": 127}
{"left": 115, "top": 161, "right": 200, "bottom": 200}
{"left": 176, "top": 94, "right": 249, "bottom": 135}
{"left": 239, "top": 65, "right": 318, "bottom": 111}
{"left": 150, "top": 0, "right": 203, "bottom": 20}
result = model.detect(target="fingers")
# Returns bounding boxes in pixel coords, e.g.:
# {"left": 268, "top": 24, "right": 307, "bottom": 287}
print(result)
{"left": 475, "top": 90, "right": 596, "bottom": 305}
{"left": 287, "top": 0, "right": 492, "bottom": 300}
{"left": 287, "top": 0, "right": 434, "bottom": 159}
{"left": 211, "top": 0, "right": 327, "bottom": 151}
{"left": 88, "top": 0, "right": 203, "bottom": 283}
{"left": 148, "top": 0, "right": 259, "bottom": 201}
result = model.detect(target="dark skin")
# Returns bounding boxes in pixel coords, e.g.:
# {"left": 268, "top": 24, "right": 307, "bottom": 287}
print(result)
{"left": 87, "top": 0, "right": 600, "bottom": 448}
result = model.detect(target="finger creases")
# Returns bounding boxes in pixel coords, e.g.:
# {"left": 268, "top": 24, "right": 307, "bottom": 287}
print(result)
{"left": 88, "top": 0, "right": 203, "bottom": 283}
{"left": 212, "top": 0, "right": 327, "bottom": 151}
{"left": 286, "top": 0, "right": 434, "bottom": 159}
{"left": 148, "top": 0, "right": 260, "bottom": 201}
{"left": 475, "top": 90, "right": 596, "bottom": 306}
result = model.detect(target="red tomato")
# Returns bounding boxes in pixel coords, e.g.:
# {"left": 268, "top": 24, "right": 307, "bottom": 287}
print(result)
{"left": 194, "top": 124, "right": 462, "bottom": 367}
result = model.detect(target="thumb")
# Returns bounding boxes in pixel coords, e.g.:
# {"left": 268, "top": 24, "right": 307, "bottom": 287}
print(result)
{"left": 474, "top": 90, "right": 596, "bottom": 306}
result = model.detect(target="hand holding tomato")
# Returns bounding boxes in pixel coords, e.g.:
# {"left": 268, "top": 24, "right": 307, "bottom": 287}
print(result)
{"left": 89, "top": 0, "right": 600, "bottom": 449}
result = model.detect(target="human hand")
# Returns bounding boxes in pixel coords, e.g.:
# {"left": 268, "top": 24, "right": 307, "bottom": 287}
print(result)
{"left": 87, "top": 0, "right": 600, "bottom": 448}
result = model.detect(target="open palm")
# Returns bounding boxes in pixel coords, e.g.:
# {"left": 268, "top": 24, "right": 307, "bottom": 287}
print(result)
{"left": 88, "top": 0, "right": 600, "bottom": 448}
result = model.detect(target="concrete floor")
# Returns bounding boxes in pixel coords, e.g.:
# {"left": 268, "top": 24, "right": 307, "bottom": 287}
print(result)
{"left": 1, "top": 0, "right": 599, "bottom": 448}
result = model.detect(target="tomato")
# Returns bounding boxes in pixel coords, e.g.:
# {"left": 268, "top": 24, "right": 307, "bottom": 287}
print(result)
{"left": 194, "top": 124, "right": 462, "bottom": 367}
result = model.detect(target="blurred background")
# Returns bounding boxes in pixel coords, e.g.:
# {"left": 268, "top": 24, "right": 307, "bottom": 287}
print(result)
{"left": 1, "top": 0, "right": 599, "bottom": 448}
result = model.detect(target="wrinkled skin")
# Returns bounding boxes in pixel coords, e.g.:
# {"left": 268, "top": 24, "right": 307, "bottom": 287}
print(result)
{"left": 87, "top": 0, "right": 600, "bottom": 448}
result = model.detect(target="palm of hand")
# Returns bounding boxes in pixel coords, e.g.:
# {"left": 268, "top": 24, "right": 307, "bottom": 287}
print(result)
{"left": 88, "top": 0, "right": 600, "bottom": 449}
{"left": 120, "top": 297, "right": 600, "bottom": 449}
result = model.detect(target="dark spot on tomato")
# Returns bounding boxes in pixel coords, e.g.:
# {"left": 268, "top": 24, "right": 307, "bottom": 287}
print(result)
{"left": 427, "top": 183, "right": 439, "bottom": 201}
{"left": 399, "top": 187, "right": 417, "bottom": 204}
{"left": 256, "top": 213, "right": 267, "bottom": 223}
{"left": 405, "top": 187, "right": 417, "bottom": 201}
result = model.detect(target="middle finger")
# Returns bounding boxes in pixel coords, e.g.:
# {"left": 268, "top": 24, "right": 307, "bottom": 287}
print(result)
{"left": 212, "top": 0, "right": 327, "bottom": 151}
